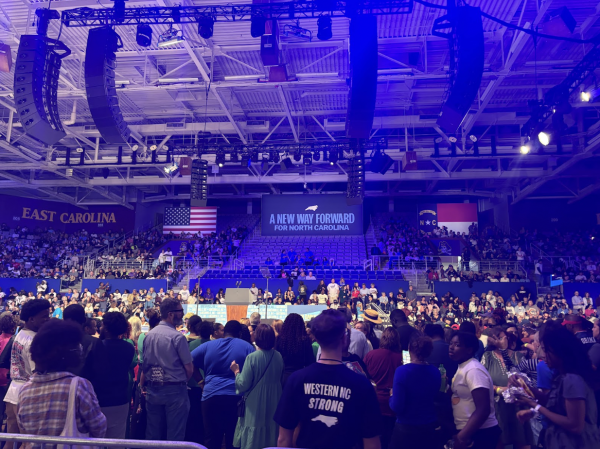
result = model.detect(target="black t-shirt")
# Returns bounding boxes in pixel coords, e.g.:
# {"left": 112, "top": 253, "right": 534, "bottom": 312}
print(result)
{"left": 517, "top": 289, "right": 529, "bottom": 303}
{"left": 575, "top": 331, "right": 596, "bottom": 351}
{"left": 100, "top": 339, "right": 135, "bottom": 407}
{"left": 274, "top": 363, "right": 382, "bottom": 449}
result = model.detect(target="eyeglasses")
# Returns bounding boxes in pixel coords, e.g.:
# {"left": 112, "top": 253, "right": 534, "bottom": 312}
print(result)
{"left": 171, "top": 309, "right": 184, "bottom": 314}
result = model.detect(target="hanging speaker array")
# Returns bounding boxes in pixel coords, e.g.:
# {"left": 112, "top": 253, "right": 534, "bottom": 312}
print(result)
{"left": 346, "top": 15, "right": 378, "bottom": 139}
{"left": 85, "top": 27, "right": 130, "bottom": 144}
{"left": 14, "top": 35, "right": 70, "bottom": 146}
{"left": 191, "top": 159, "right": 208, "bottom": 207}
{"left": 433, "top": 6, "right": 484, "bottom": 134}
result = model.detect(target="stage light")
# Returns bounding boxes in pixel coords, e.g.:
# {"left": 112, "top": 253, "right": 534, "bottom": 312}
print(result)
{"left": 231, "top": 151, "right": 239, "bottom": 162}
{"left": 164, "top": 162, "right": 179, "bottom": 175}
{"left": 469, "top": 135, "right": 477, "bottom": 142}
{"left": 269, "top": 151, "right": 280, "bottom": 163}
{"left": 216, "top": 153, "right": 225, "bottom": 167}
{"left": 136, "top": 24, "right": 152, "bottom": 47}
{"left": 520, "top": 145, "right": 530, "bottom": 154}
{"left": 251, "top": 152, "right": 259, "bottom": 163}
{"left": 303, "top": 154, "right": 312, "bottom": 165}
{"left": 113, "top": 0, "right": 126, "bottom": 23}
{"left": 131, "top": 144, "right": 139, "bottom": 151}
{"left": 150, "top": 144, "right": 157, "bottom": 151}
{"left": 472, "top": 140, "right": 479, "bottom": 156}
{"left": 433, "top": 138, "right": 441, "bottom": 157}
{"left": 158, "top": 27, "right": 184, "bottom": 47}
{"left": 102, "top": 168, "right": 110, "bottom": 179}
{"left": 538, "top": 131, "right": 550, "bottom": 146}
{"left": 198, "top": 16, "right": 214, "bottom": 39}
{"left": 251, "top": 16, "right": 266, "bottom": 38}
{"left": 313, "top": 151, "right": 321, "bottom": 161}
{"left": 317, "top": 16, "right": 333, "bottom": 41}
{"left": 328, "top": 150, "right": 338, "bottom": 165}
{"left": 581, "top": 91, "right": 591, "bottom": 102}
{"left": 293, "top": 152, "right": 302, "bottom": 162}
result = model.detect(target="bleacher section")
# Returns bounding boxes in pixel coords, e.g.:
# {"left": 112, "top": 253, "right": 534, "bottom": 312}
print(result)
{"left": 201, "top": 266, "right": 405, "bottom": 280}
{"left": 216, "top": 214, "right": 260, "bottom": 234}
{"left": 236, "top": 229, "right": 368, "bottom": 267}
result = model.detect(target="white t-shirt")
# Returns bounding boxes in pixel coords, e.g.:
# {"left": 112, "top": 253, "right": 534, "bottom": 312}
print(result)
{"left": 5, "top": 329, "right": 36, "bottom": 405}
{"left": 180, "top": 289, "right": 190, "bottom": 301}
{"left": 451, "top": 358, "right": 497, "bottom": 431}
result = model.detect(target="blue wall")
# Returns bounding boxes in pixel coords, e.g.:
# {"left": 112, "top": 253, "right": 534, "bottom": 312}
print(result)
{"left": 563, "top": 284, "right": 600, "bottom": 306}
{"left": 190, "top": 278, "right": 410, "bottom": 295}
{"left": 433, "top": 281, "right": 537, "bottom": 303}
{"left": 81, "top": 279, "right": 168, "bottom": 293}
{"left": 0, "top": 279, "right": 61, "bottom": 295}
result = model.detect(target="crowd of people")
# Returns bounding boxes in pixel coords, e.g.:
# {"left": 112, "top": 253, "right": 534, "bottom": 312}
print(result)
{"left": 0, "top": 292, "right": 599, "bottom": 449}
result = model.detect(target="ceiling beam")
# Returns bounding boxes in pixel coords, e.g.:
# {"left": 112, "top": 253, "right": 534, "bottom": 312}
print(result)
{"left": 512, "top": 132, "right": 600, "bottom": 203}
{"left": 278, "top": 86, "right": 299, "bottom": 143}
{"left": 568, "top": 180, "right": 600, "bottom": 204}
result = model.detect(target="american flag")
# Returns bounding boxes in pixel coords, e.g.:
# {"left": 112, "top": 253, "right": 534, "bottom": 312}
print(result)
{"left": 163, "top": 207, "right": 217, "bottom": 235}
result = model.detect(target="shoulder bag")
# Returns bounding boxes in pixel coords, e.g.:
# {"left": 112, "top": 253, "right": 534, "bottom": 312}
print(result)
{"left": 237, "top": 352, "right": 275, "bottom": 418}
{"left": 58, "top": 376, "right": 93, "bottom": 449}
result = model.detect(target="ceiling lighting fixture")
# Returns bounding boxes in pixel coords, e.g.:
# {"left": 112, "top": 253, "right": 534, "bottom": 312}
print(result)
{"left": 158, "top": 27, "right": 185, "bottom": 48}
{"left": 150, "top": 144, "right": 157, "bottom": 151}
{"left": 136, "top": 24, "right": 152, "bottom": 47}
{"left": 283, "top": 23, "right": 312, "bottom": 41}
{"left": 293, "top": 152, "right": 302, "bottom": 162}
{"left": 538, "top": 131, "right": 550, "bottom": 146}
{"left": 164, "top": 162, "right": 179, "bottom": 175}
{"left": 198, "top": 16, "right": 214, "bottom": 39}
{"left": 313, "top": 151, "right": 321, "bottom": 161}
{"left": 520, "top": 145, "right": 530, "bottom": 154}
{"left": 581, "top": 91, "right": 591, "bottom": 102}
{"left": 317, "top": 16, "right": 332, "bottom": 41}
{"left": 131, "top": 144, "right": 139, "bottom": 151}
{"left": 469, "top": 135, "right": 477, "bottom": 142}
{"left": 328, "top": 150, "right": 338, "bottom": 165}
{"left": 215, "top": 153, "right": 225, "bottom": 167}
{"left": 303, "top": 154, "right": 312, "bottom": 165}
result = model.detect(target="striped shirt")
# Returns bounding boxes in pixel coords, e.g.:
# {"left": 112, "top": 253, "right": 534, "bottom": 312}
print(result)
{"left": 17, "top": 372, "right": 106, "bottom": 449}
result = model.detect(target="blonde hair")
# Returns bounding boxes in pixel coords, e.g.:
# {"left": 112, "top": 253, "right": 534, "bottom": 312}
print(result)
{"left": 272, "top": 319, "right": 283, "bottom": 337}
{"left": 128, "top": 315, "right": 142, "bottom": 342}
{"left": 239, "top": 318, "right": 250, "bottom": 326}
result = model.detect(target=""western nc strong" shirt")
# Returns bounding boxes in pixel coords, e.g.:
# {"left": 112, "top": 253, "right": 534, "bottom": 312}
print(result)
{"left": 274, "top": 363, "right": 381, "bottom": 449}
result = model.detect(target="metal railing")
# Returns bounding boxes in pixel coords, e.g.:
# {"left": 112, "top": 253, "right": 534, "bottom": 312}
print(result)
{"left": 0, "top": 433, "right": 206, "bottom": 449}
{"left": 370, "top": 255, "right": 440, "bottom": 271}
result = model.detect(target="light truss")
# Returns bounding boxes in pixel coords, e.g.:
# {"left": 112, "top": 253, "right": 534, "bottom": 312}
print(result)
{"left": 193, "top": 138, "right": 388, "bottom": 156}
{"left": 60, "top": 0, "right": 413, "bottom": 27}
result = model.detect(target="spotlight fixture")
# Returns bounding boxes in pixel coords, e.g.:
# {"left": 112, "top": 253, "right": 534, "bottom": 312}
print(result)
{"left": 215, "top": 153, "right": 225, "bottom": 167}
{"left": 520, "top": 145, "right": 530, "bottom": 154}
{"left": 472, "top": 140, "right": 479, "bottom": 156}
{"left": 75, "top": 147, "right": 84, "bottom": 153}
{"left": 158, "top": 27, "right": 185, "bottom": 47}
{"left": 581, "top": 91, "right": 591, "bottom": 102}
{"left": 102, "top": 168, "right": 110, "bottom": 179}
{"left": 251, "top": 152, "right": 259, "bottom": 163}
{"left": 136, "top": 24, "right": 152, "bottom": 47}
{"left": 303, "top": 154, "right": 312, "bottom": 165}
{"left": 328, "top": 150, "right": 338, "bottom": 165}
{"left": 269, "top": 151, "right": 280, "bottom": 163}
{"left": 293, "top": 152, "right": 302, "bottom": 162}
{"left": 469, "top": 135, "right": 477, "bottom": 142}
{"left": 131, "top": 144, "right": 139, "bottom": 152}
{"left": 251, "top": 15, "right": 266, "bottom": 38}
{"left": 198, "top": 16, "right": 214, "bottom": 39}
{"left": 538, "top": 131, "right": 550, "bottom": 146}
{"left": 231, "top": 151, "right": 239, "bottom": 162}
{"left": 149, "top": 144, "right": 157, "bottom": 151}
{"left": 313, "top": 151, "right": 321, "bottom": 161}
{"left": 317, "top": 16, "right": 333, "bottom": 41}
{"left": 164, "top": 162, "right": 179, "bottom": 175}
{"left": 449, "top": 136, "right": 457, "bottom": 143}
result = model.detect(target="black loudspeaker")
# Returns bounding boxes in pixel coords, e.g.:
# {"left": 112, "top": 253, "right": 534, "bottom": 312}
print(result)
{"left": 370, "top": 151, "right": 394, "bottom": 174}
{"left": 346, "top": 152, "right": 365, "bottom": 206}
{"left": 85, "top": 27, "right": 130, "bottom": 144}
{"left": 14, "top": 35, "right": 68, "bottom": 145}
{"left": 436, "top": 6, "right": 484, "bottom": 133}
{"left": 190, "top": 159, "right": 208, "bottom": 207}
{"left": 346, "top": 15, "right": 378, "bottom": 139}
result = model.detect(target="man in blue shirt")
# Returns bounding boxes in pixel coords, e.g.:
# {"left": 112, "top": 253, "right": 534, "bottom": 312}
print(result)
{"left": 192, "top": 320, "right": 254, "bottom": 449}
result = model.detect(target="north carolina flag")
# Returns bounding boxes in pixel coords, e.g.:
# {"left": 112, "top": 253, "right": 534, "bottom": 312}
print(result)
{"left": 436, "top": 203, "right": 477, "bottom": 234}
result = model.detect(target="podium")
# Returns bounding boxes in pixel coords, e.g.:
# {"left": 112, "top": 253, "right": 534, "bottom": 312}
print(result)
{"left": 224, "top": 288, "right": 254, "bottom": 305}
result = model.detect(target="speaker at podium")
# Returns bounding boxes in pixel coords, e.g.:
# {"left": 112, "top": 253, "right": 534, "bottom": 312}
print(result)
{"left": 224, "top": 288, "right": 254, "bottom": 305}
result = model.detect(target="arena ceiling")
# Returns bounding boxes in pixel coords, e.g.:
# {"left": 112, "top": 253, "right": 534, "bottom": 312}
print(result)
{"left": 1, "top": 0, "right": 600, "bottom": 207}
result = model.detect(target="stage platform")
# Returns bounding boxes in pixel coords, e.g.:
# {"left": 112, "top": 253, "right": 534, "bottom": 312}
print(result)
{"left": 183, "top": 304, "right": 327, "bottom": 324}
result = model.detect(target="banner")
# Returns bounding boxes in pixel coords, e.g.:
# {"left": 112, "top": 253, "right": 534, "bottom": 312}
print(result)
{"left": 261, "top": 194, "right": 363, "bottom": 235}
{"left": 0, "top": 194, "right": 135, "bottom": 232}
{"left": 418, "top": 203, "right": 438, "bottom": 233}
{"left": 430, "top": 238, "right": 463, "bottom": 256}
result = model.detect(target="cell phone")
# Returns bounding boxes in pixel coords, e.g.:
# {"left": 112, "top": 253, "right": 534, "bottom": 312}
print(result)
{"left": 402, "top": 350, "right": 410, "bottom": 365}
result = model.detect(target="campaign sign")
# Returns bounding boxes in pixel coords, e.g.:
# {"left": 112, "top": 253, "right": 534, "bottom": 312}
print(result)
{"left": 261, "top": 194, "right": 363, "bottom": 235}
